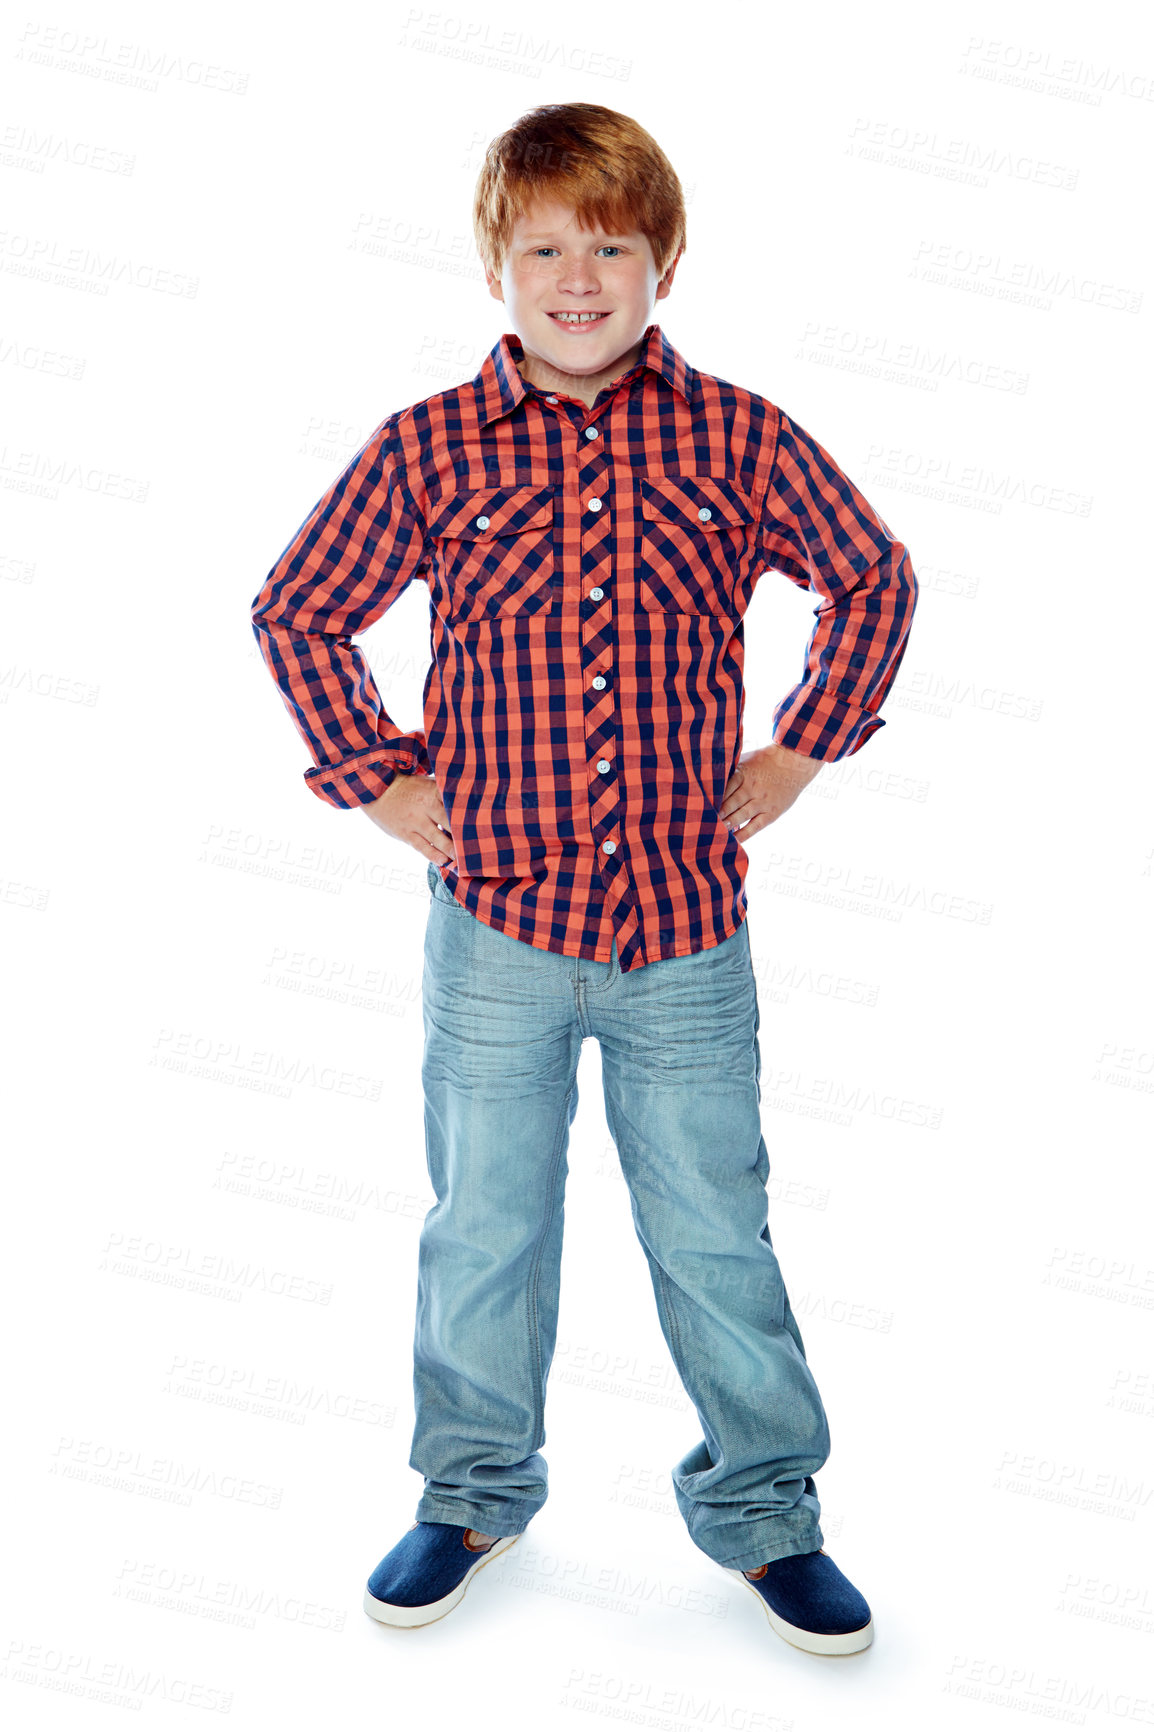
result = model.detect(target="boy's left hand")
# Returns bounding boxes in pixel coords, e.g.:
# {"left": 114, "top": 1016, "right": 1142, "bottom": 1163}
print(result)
{"left": 718, "top": 744, "right": 824, "bottom": 842}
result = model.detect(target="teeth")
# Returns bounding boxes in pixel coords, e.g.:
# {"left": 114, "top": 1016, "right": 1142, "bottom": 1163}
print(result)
{"left": 551, "top": 312, "right": 606, "bottom": 323}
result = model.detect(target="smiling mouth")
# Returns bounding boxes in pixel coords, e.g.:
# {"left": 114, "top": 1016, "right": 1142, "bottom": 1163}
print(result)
{"left": 548, "top": 311, "right": 610, "bottom": 325}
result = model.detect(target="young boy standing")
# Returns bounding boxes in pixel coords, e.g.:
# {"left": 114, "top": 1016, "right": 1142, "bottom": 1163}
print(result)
{"left": 251, "top": 103, "right": 917, "bottom": 1657}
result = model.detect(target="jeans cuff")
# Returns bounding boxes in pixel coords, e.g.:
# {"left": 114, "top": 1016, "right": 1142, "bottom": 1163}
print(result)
{"left": 707, "top": 1520, "right": 825, "bottom": 1572}
{"left": 414, "top": 1493, "right": 532, "bottom": 1539}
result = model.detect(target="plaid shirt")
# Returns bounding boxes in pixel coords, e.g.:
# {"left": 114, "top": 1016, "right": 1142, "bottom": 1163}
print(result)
{"left": 251, "top": 323, "right": 918, "bottom": 974}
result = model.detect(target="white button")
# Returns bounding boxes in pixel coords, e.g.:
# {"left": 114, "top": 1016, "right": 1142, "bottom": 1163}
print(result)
{"left": 587, "top": 497, "right": 602, "bottom": 511}
{"left": 546, "top": 395, "right": 559, "bottom": 404}
{"left": 597, "top": 759, "right": 611, "bottom": 773}
{"left": 698, "top": 507, "right": 712, "bottom": 522}
{"left": 602, "top": 840, "right": 617, "bottom": 854}
{"left": 592, "top": 675, "right": 606, "bottom": 690}
{"left": 585, "top": 427, "right": 599, "bottom": 439}
{"left": 475, "top": 515, "right": 490, "bottom": 530}
{"left": 589, "top": 586, "right": 604, "bottom": 600}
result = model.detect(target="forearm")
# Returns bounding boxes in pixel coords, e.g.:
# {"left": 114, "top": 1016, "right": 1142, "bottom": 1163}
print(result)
{"left": 250, "top": 613, "right": 429, "bottom": 807}
{"left": 250, "top": 415, "right": 431, "bottom": 809}
{"left": 771, "top": 539, "right": 919, "bottom": 761}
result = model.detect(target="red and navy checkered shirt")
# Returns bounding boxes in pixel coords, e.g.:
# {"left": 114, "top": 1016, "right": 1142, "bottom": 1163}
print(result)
{"left": 251, "top": 323, "right": 918, "bottom": 973}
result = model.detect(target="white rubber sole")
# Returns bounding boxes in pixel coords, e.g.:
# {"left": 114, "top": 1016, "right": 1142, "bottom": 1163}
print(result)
{"left": 723, "top": 1567, "right": 874, "bottom": 1656}
{"left": 364, "top": 1533, "right": 521, "bottom": 1629}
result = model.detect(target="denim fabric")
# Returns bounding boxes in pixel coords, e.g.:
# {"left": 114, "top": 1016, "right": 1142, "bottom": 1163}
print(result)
{"left": 366, "top": 1521, "right": 496, "bottom": 1609}
{"left": 410, "top": 860, "right": 830, "bottom": 1572}
{"left": 741, "top": 1549, "right": 871, "bottom": 1634}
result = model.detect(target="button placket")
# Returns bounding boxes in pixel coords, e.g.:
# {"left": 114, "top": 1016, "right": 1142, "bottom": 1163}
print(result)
{"left": 577, "top": 414, "right": 617, "bottom": 864}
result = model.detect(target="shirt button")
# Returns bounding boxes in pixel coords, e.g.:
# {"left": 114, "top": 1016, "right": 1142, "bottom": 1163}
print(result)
{"left": 589, "top": 586, "right": 604, "bottom": 601}
{"left": 597, "top": 759, "right": 611, "bottom": 773}
{"left": 592, "top": 675, "right": 606, "bottom": 690}
{"left": 585, "top": 427, "right": 599, "bottom": 439}
{"left": 587, "top": 496, "right": 602, "bottom": 511}
{"left": 475, "top": 515, "right": 490, "bottom": 530}
{"left": 602, "top": 840, "right": 617, "bottom": 854}
{"left": 698, "top": 506, "right": 712, "bottom": 522}
{"left": 546, "top": 395, "right": 559, "bottom": 404}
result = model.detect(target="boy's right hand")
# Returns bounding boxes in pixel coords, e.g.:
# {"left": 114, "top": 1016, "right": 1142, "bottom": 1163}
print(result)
{"left": 363, "top": 773, "right": 455, "bottom": 866}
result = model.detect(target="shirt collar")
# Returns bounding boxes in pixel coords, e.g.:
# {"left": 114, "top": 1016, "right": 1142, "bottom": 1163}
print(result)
{"left": 477, "top": 322, "right": 694, "bottom": 426}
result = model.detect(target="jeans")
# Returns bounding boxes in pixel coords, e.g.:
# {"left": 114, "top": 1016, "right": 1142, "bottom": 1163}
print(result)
{"left": 410, "top": 860, "right": 830, "bottom": 1571}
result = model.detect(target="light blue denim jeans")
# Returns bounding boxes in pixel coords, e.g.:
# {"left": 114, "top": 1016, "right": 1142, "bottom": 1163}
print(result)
{"left": 410, "top": 860, "right": 830, "bottom": 1571}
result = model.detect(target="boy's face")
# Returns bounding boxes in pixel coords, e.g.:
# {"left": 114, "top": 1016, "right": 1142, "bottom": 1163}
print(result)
{"left": 485, "top": 196, "right": 679, "bottom": 402}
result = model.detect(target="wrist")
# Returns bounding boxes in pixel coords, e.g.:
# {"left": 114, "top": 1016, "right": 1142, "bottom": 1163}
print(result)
{"left": 765, "top": 741, "right": 824, "bottom": 786}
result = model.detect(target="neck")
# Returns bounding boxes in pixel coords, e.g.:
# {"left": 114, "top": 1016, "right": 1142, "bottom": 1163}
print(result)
{"left": 513, "top": 331, "right": 650, "bottom": 410}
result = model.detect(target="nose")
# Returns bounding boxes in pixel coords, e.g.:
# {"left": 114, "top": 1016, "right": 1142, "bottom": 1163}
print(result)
{"left": 554, "top": 257, "right": 602, "bottom": 295}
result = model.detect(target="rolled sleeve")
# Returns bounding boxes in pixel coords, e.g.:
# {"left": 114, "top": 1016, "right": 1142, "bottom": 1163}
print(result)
{"left": 760, "top": 410, "right": 919, "bottom": 761}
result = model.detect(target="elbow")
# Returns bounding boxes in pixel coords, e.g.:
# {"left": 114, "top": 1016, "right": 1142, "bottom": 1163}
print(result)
{"left": 895, "top": 542, "right": 919, "bottom": 607}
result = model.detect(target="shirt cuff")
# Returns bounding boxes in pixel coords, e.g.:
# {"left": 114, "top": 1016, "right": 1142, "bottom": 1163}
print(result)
{"left": 771, "top": 689, "right": 886, "bottom": 761}
{"left": 303, "top": 736, "right": 431, "bottom": 808}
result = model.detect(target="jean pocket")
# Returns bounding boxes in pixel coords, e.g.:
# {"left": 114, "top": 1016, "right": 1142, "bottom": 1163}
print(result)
{"left": 427, "top": 861, "right": 471, "bottom": 913}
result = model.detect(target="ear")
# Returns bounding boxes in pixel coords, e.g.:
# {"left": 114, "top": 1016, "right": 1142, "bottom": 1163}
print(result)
{"left": 656, "top": 249, "right": 683, "bottom": 299}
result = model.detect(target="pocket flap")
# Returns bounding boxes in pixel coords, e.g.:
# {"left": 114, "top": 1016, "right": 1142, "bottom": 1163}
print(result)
{"left": 640, "top": 474, "right": 755, "bottom": 529}
{"left": 428, "top": 485, "right": 556, "bottom": 541}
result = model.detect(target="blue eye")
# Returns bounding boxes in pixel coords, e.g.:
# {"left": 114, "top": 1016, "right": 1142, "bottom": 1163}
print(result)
{"left": 529, "top": 245, "right": 622, "bottom": 258}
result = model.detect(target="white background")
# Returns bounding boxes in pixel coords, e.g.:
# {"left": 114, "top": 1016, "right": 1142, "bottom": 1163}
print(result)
{"left": 3, "top": 0, "right": 1152, "bottom": 1725}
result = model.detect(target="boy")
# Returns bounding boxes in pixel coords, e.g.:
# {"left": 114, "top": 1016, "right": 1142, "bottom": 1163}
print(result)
{"left": 250, "top": 102, "right": 917, "bottom": 1656}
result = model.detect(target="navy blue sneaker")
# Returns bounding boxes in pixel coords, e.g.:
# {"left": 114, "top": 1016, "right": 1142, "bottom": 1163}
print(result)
{"left": 363, "top": 1521, "right": 522, "bottom": 1628}
{"left": 724, "top": 1547, "right": 874, "bottom": 1655}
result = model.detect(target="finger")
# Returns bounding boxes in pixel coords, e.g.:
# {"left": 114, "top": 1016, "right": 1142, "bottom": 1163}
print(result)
{"left": 736, "top": 812, "right": 771, "bottom": 841}
{"left": 417, "top": 820, "right": 454, "bottom": 863}
{"left": 719, "top": 791, "right": 756, "bottom": 824}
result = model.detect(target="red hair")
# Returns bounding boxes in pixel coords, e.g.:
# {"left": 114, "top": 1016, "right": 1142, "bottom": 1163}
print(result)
{"left": 473, "top": 103, "right": 686, "bottom": 280}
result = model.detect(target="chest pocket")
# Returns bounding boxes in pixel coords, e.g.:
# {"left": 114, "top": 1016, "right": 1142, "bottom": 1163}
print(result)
{"left": 639, "top": 474, "right": 756, "bottom": 616}
{"left": 428, "top": 484, "right": 557, "bottom": 626}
